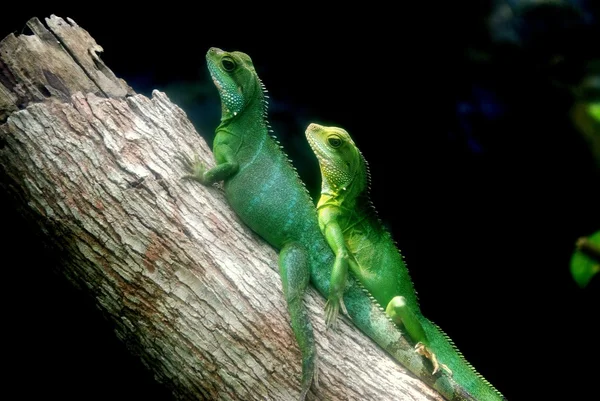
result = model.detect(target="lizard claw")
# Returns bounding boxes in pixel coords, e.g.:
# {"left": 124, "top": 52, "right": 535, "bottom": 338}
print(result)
{"left": 339, "top": 298, "right": 348, "bottom": 317}
{"left": 324, "top": 297, "right": 348, "bottom": 330}
{"left": 324, "top": 298, "right": 339, "bottom": 330}
{"left": 415, "top": 342, "right": 452, "bottom": 376}
{"left": 176, "top": 152, "right": 206, "bottom": 183}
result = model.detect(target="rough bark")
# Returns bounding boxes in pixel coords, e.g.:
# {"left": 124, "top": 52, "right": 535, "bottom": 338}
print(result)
{"left": 0, "top": 15, "right": 444, "bottom": 401}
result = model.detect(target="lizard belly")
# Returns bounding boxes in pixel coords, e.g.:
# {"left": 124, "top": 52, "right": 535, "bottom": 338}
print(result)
{"left": 348, "top": 231, "right": 419, "bottom": 310}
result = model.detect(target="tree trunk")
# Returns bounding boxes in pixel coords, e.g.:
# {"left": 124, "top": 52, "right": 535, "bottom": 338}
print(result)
{"left": 0, "top": 15, "right": 444, "bottom": 401}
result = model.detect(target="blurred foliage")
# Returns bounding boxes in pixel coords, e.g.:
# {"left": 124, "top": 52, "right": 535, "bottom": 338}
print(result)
{"left": 590, "top": 103, "right": 600, "bottom": 121}
{"left": 570, "top": 230, "right": 600, "bottom": 287}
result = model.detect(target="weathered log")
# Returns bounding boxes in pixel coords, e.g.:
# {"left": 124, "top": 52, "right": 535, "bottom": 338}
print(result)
{"left": 0, "top": 15, "right": 444, "bottom": 400}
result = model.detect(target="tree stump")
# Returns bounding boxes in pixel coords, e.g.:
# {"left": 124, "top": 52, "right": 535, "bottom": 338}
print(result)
{"left": 0, "top": 15, "right": 445, "bottom": 401}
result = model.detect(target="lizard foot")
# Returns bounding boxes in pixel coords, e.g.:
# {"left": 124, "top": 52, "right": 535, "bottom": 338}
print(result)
{"left": 324, "top": 296, "right": 348, "bottom": 330}
{"left": 176, "top": 152, "right": 207, "bottom": 184}
{"left": 415, "top": 342, "right": 452, "bottom": 376}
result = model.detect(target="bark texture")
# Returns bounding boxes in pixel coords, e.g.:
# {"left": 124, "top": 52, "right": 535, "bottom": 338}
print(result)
{"left": 0, "top": 15, "right": 444, "bottom": 401}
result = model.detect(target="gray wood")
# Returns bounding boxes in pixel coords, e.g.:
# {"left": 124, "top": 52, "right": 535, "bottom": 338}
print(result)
{"left": 0, "top": 16, "right": 132, "bottom": 124}
{"left": 0, "top": 15, "right": 444, "bottom": 401}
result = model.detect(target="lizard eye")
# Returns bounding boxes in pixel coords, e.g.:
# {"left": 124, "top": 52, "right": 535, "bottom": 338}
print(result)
{"left": 327, "top": 136, "right": 342, "bottom": 148}
{"left": 221, "top": 58, "right": 236, "bottom": 72}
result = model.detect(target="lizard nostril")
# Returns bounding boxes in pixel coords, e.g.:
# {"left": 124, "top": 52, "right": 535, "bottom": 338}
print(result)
{"left": 307, "top": 123, "right": 320, "bottom": 132}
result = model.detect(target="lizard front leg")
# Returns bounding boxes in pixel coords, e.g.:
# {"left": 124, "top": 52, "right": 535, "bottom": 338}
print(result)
{"left": 278, "top": 242, "right": 318, "bottom": 401}
{"left": 178, "top": 141, "right": 239, "bottom": 185}
{"left": 318, "top": 206, "right": 351, "bottom": 329}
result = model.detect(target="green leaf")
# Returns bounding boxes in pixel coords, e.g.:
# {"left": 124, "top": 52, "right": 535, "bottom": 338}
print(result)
{"left": 589, "top": 103, "right": 600, "bottom": 123}
{"left": 570, "top": 230, "right": 600, "bottom": 288}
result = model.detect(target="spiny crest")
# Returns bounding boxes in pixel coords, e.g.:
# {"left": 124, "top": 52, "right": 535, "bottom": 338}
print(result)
{"left": 360, "top": 269, "right": 499, "bottom": 397}
{"left": 356, "top": 275, "right": 393, "bottom": 318}
{"left": 358, "top": 148, "right": 384, "bottom": 224}
{"left": 263, "top": 117, "right": 314, "bottom": 206}
{"left": 357, "top": 148, "right": 420, "bottom": 305}
{"left": 359, "top": 148, "right": 372, "bottom": 193}
{"left": 258, "top": 77, "right": 269, "bottom": 117}
{"left": 258, "top": 81, "right": 316, "bottom": 205}
{"left": 432, "top": 323, "right": 505, "bottom": 396}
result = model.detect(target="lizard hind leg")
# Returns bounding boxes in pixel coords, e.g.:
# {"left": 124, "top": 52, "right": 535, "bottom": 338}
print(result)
{"left": 278, "top": 242, "right": 318, "bottom": 400}
{"left": 385, "top": 296, "right": 451, "bottom": 376}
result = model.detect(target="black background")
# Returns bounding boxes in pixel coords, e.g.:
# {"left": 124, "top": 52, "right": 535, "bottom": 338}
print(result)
{"left": 2, "top": 2, "right": 599, "bottom": 400}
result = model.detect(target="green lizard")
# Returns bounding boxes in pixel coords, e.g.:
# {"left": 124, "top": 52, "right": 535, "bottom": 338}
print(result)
{"left": 305, "top": 122, "right": 505, "bottom": 401}
{"left": 180, "top": 47, "right": 505, "bottom": 400}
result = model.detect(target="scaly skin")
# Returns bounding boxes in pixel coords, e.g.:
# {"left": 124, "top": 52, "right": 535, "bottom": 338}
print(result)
{"left": 181, "top": 47, "right": 504, "bottom": 400}
{"left": 305, "top": 123, "right": 506, "bottom": 401}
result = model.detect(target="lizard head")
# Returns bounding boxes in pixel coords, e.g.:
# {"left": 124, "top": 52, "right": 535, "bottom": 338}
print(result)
{"left": 305, "top": 123, "right": 368, "bottom": 198}
{"left": 206, "top": 47, "right": 264, "bottom": 121}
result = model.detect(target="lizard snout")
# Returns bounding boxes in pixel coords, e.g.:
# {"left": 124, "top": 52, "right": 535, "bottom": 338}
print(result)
{"left": 306, "top": 123, "right": 323, "bottom": 133}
